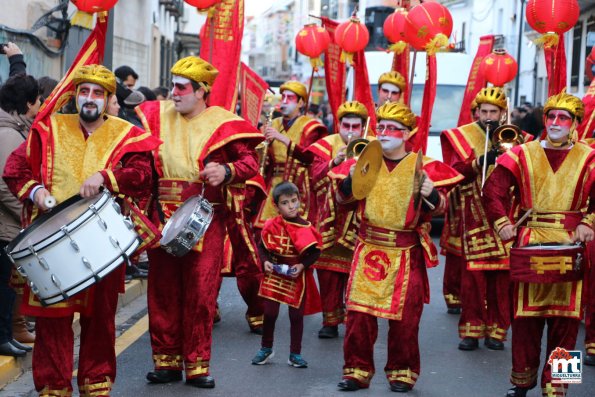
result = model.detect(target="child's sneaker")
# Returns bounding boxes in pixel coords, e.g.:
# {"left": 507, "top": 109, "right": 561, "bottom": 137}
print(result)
{"left": 287, "top": 353, "right": 308, "bottom": 368}
{"left": 251, "top": 347, "right": 274, "bottom": 365}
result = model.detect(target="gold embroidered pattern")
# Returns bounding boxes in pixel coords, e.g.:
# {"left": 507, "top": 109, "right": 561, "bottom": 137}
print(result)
{"left": 343, "top": 367, "right": 374, "bottom": 384}
{"left": 186, "top": 358, "right": 210, "bottom": 377}
{"left": 153, "top": 353, "right": 184, "bottom": 369}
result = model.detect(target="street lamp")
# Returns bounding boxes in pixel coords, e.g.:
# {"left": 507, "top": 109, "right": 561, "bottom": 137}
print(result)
{"left": 514, "top": 0, "right": 526, "bottom": 107}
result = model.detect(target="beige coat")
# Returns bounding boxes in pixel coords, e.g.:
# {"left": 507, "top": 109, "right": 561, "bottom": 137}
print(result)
{"left": 0, "top": 108, "right": 31, "bottom": 242}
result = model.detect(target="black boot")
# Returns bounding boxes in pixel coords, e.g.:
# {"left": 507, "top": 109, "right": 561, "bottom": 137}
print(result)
{"left": 584, "top": 354, "right": 595, "bottom": 366}
{"left": 0, "top": 341, "right": 26, "bottom": 357}
{"left": 9, "top": 338, "right": 32, "bottom": 352}
{"left": 447, "top": 307, "right": 461, "bottom": 314}
{"left": 318, "top": 325, "right": 339, "bottom": 339}
{"left": 186, "top": 375, "right": 215, "bottom": 388}
{"left": 146, "top": 369, "right": 183, "bottom": 383}
{"left": 337, "top": 378, "right": 360, "bottom": 391}
{"left": 484, "top": 337, "right": 504, "bottom": 350}
{"left": 506, "top": 386, "right": 529, "bottom": 397}
{"left": 458, "top": 337, "right": 479, "bottom": 351}
{"left": 389, "top": 381, "right": 411, "bottom": 393}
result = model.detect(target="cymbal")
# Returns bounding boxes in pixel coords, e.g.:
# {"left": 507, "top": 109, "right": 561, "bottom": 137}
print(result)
{"left": 352, "top": 140, "right": 382, "bottom": 200}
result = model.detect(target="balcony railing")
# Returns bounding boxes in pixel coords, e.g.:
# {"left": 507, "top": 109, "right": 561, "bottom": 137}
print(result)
{"left": 159, "top": 0, "right": 183, "bottom": 18}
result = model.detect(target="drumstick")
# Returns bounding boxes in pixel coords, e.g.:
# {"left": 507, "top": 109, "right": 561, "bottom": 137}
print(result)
{"left": 513, "top": 208, "right": 532, "bottom": 229}
{"left": 44, "top": 195, "right": 56, "bottom": 209}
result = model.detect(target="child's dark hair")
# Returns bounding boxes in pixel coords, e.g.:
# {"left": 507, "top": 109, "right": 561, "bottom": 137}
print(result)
{"left": 0, "top": 74, "right": 40, "bottom": 115}
{"left": 272, "top": 181, "right": 299, "bottom": 204}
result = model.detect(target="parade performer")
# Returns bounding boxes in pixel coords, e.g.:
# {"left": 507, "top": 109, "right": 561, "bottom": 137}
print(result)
{"left": 251, "top": 181, "right": 321, "bottom": 368}
{"left": 441, "top": 87, "right": 529, "bottom": 351}
{"left": 3, "top": 64, "right": 160, "bottom": 397}
{"left": 255, "top": 81, "right": 326, "bottom": 229}
{"left": 376, "top": 71, "right": 406, "bottom": 106}
{"left": 483, "top": 91, "right": 594, "bottom": 397}
{"left": 336, "top": 103, "right": 462, "bottom": 393}
{"left": 136, "top": 56, "right": 263, "bottom": 388}
{"left": 219, "top": 174, "right": 267, "bottom": 333}
{"left": 439, "top": 97, "right": 478, "bottom": 315}
{"left": 307, "top": 100, "right": 368, "bottom": 338}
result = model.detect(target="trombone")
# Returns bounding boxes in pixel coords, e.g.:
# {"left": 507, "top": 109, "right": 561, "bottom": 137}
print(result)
{"left": 346, "top": 116, "right": 371, "bottom": 160}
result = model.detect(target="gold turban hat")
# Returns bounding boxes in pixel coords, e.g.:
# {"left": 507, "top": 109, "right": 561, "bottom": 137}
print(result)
{"left": 72, "top": 64, "right": 116, "bottom": 94}
{"left": 171, "top": 56, "right": 219, "bottom": 92}
{"left": 378, "top": 71, "right": 406, "bottom": 92}
{"left": 475, "top": 87, "right": 507, "bottom": 110}
{"left": 543, "top": 90, "right": 585, "bottom": 121}
{"left": 337, "top": 101, "right": 368, "bottom": 121}
{"left": 280, "top": 80, "right": 308, "bottom": 101}
{"left": 376, "top": 102, "right": 417, "bottom": 129}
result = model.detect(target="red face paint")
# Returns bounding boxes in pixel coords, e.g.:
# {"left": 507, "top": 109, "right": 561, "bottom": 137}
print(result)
{"left": 376, "top": 123, "right": 406, "bottom": 138}
{"left": 172, "top": 82, "right": 194, "bottom": 97}
{"left": 545, "top": 110, "right": 573, "bottom": 128}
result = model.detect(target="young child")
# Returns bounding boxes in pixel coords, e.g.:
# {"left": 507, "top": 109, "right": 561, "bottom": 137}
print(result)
{"left": 251, "top": 181, "right": 322, "bottom": 368}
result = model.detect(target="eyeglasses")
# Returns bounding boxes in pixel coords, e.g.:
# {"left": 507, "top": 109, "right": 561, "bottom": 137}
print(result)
{"left": 376, "top": 124, "right": 407, "bottom": 133}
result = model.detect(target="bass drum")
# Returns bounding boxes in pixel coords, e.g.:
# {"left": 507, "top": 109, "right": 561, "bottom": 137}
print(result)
{"left": 6, "top": 191, "right": 140, "bottom": 306}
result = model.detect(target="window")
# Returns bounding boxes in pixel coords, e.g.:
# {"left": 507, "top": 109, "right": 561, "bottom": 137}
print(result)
{"left": 570, "top": 20, "right": 583, "bottom": 92}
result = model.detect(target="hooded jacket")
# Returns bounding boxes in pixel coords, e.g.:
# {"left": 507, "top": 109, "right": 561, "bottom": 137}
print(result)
{"left": 0, "top": 107, "right": 31, "bottom": 241}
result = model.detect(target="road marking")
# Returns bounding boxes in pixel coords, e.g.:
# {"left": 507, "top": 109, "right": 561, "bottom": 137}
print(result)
{"left": 73, "top": 314, "right": 149, "bottom": 376}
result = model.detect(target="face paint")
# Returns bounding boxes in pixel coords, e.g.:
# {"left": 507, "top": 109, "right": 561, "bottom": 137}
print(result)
{"left": 171, "top": 76, "right": 194, "bottom": 97}
{"left": 77, "top": 83, "right": 106, "bottom": 122}
{"left": 545, "top": 109, "right": 573, "bottom": 142}
{"left": 377, "top": 120, "right": 407, "bottom": 151}
{"left": 339, "top": 116, "right": 363, "bottom": 143}
{"left": 280, "top": 91, "right": 299, "bottom": 116}
{"left": 379, "top": 136, "right": 403, "bottom": 152}
{"left": 378, "top": 82, "right": 401, "bottom": 104}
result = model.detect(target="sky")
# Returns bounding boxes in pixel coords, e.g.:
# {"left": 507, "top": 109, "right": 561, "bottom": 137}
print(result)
{"left": 245, "top": 0, "right": 275, "bottom": 17}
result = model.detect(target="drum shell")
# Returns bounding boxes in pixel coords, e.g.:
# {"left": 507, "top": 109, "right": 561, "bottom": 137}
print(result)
{"left": 7, "top": 192, "right": 140, "bottom": 306}
{"left": 509, "top": 245, "right": 584, "bottom": 283}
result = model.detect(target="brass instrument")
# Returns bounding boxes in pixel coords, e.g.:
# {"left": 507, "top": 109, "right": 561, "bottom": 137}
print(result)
{"left": 351, "top": 140, "right": 382, "bottom": 200}
{"left": 346, "top": 116, "right": 371, "bottom": 160}
{"left": 480, "top": 122, "right": 492, "bottom": 191}
{"left": 258, "top": 106, "right": 275, "bottom": 176}
{"left": 492, "top": 124, "right": 524, "bottom": 154}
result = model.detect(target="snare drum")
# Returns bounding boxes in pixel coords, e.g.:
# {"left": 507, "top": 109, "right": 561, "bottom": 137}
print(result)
{"left": 160, "top": 195, "right": 214, "bottom": 257}
{"left": 510, "top": 244, "right": 584, "bottom": 283}
{"left": 6, "top": 191, "right": 140, "bottom": 306}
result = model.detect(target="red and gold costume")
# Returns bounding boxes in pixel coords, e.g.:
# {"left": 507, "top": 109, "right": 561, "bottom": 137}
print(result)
{"left": 441, "top": 89, "right": 532, "bottom": 343}
{"left": 255, "top": 82, "right": 326, "bottom": 228}
{"left": 336, "top": 103, "right": 462, "bottom": 390}
{"left": 439, "top": 187, "right": 464, "bottom": 310}
{"left": 484, "top": 92, "right": 594, "bottom": 396}
{"left": 220, "top": 174, "right": 266, "bottom": 331}
{"left": 3, "top": 77, "right": 160, "bottom": 396}
{"left": 136, "top": 93, "right": 262, "bottom": 379}
{"left": 337, "top": 151, "right": 461, "bottom": 389}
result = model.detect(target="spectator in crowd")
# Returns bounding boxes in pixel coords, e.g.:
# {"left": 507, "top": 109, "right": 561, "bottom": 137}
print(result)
{"left": 2, "top": 42, "right": 26, "bottom": 77}
{"left": 0, "top": 73, "right": 41, "bottom": 356}
{"left": 114, "top": 65, "right": 138, "bottom": 89}
{"left": 519, "top": 104, "right": 541, "bottom": 138}
{"left": 37, "top": 76, "right": 58, "bottom": 101}
{"left": 138, "top": 86, "right": 157, "bottom": 101}
{"left": 153, "top": 86, "right": 169, "bottom": 100}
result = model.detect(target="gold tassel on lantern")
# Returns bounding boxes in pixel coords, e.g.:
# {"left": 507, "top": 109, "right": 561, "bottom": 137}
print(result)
{"left": 425, "top": 33, "right": 449, "bottom": 56}
{"left": 534, "top": 32, "right": 560, "bottom": 49}
{"left": 340, "top": 50, "right": 354, "bottom": 65}
{"left": 309, "top": 57, "right": 323, "bottom": 71}
{"left": 389, "top": 41, "right": 408, "bottom": 55}
{"left": 71, "top": 10, "right": 94, "bottom": 29}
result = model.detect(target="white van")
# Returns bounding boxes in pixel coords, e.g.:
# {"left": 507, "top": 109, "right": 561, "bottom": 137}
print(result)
{"left": 363, "top": 50, "right": 473, "bottom": 162}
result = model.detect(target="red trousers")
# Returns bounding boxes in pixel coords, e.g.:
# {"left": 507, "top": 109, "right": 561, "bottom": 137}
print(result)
{"left": 217, "top": 273, "right": 264, "bottom": 329}
{"left": 510, "top": 316, "right": 579, "bottom": 396}
{"left": 442, "top": 253, "right": 462, "bottom": 309}
{"left": 316, "top": 269, "right": 347, "bottom": 326}
{"left": 459, "top": 268, "right": 511, "bottom": 341}
{"left": 147, "top": 216, "right": 224, "bottom": 379}
{"left": 33, "top": 266, "right": 121, "bottom": 397}
{"left": 584, "top": 242, "right": 595, "bottom": 355}
{"left": 342, "top": 264, "right": 425, "bottom": 389}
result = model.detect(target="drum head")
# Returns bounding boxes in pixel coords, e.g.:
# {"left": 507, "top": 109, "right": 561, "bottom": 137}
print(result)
{"left": 8, "top": 193, "right": 105, "bottom": 253}
{"left": 161, "top": 196, "right": 201, "bottom": 245}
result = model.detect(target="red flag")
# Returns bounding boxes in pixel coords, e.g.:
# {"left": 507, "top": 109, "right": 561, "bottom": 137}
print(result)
{"left": 544, "top": 39, "right": 567, "bottom": 97}
{"left": 199, "top": 0, "right": 244, "bottom": 111}
{"left": 578, "top": 78, "right": 595, "bottom": 140}
{"left": 412, "top": 55, "right": 437, "bottom": 154}
{"left": 457, "top": 35, "right": 495, "bottom": 126}
{"left": 35, "top": 13, "right": 108, "bottom": 124}
{"left": 392, "top": 45, "right": 410, "bottom": 105}
{"left": 322, "top": 17, "right": 346, "bottom": 132}
{"left": 239, "top": 62, "right": 269, "bottom": 127}
{"left": 352, "top": 50, "right": 377, "bottom": 133}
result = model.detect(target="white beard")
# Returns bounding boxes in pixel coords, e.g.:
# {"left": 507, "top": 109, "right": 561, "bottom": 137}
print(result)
{"left": 379, "top": 136, "right": 403, "bottom": 152}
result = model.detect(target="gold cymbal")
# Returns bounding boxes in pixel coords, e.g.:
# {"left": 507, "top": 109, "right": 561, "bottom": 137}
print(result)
{"left": 352, "top": 140, "right": 382, "bottom": 200}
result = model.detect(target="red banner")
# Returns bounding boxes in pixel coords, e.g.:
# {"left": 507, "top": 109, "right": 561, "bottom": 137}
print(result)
{"left": 457, "top": 35, "right": 494, "bottom": 127}
{"left": 35, "top": 13, "right": 108, "bottom": 123}
{"left": 392, "top": 45, "right": 410, "bottom": 105}
{"left": 412, "top": 55, "right": 437, "bottom": 154}
{"left": 544, "top": 39, "right": 567, "bottom": 97}
{"left": 578, "top": 78, "right": 595, "bottom": 140}
{"left": 322, "top": 17, "right": 346, "bottom": 132}
{"left": 353, "top": 50, "right": 377, "bottom": 133}
{"left": 239, "top": 62, "right": 269, "bottom": 127}
{"left": 199, "top": 0, "right": 244, "bottom": 111}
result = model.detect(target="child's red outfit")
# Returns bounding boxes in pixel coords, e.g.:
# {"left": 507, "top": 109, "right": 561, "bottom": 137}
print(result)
{"left": 257, "top": 215, "right": 322, "bottom": 353}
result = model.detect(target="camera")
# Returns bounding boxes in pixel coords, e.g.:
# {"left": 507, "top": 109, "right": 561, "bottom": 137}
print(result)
{"left": 0, "top": 44, "right": 7, "bottom": 55}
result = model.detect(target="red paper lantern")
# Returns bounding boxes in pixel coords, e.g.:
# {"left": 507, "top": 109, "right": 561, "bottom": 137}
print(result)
{"left": 404, "top": 2, "right": 453, "bottom": 55}
{"left": 71, "top": 0, "right": 118, "bottom": 13}
{"left": 526, "top": 0, "right": 579, "bottom": 48}
{"left": 383, "top": 8, "right": 408, "bottom": 54}
{"left": 184, "top": 0, "right": 221, "bottom": 10}
{"left": 335, "top": 16, "right": 369, "bottom": 64}
{"left": 295, "top": 24, "right": 331, "bottom": 70}
{"left": 481, "top": 49, "right": 518, "bottom": 87}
